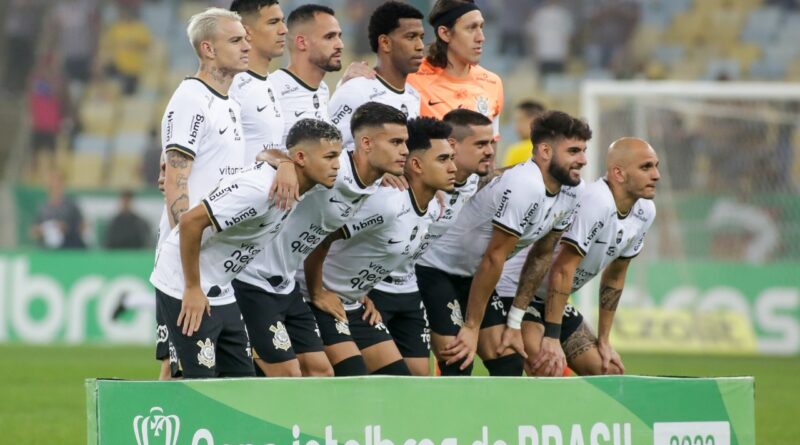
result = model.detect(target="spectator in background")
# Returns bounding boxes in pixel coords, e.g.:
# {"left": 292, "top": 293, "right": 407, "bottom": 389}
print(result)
{"left": 3, "top": 0, "right": 41, "bottom": 95}
{"left": 99, "top": 5, "right": 152, "bottom": 95}
{"left": 48, "top": 0, "right": 99, "bottom": 97}
{"left": 141, "top": 128, "right": 162, "bottom": 188}
{"left": 105, "top": 190, "right": 151, "bottom": 249}
{"left": 585, "top": 0, "right": 639, "bottom": 71}
{"left": 28, "top": 53, "right": 70, "bottom": 183}
{"left": 526, "top": 0, "right": 574, "bottom": 76}
{"left": 498, "top": 0, "right": 536, "bottom": 57}
{"left": 502, "top": 100, "right": 545, "bottom": 166}
{"left": 30, "top": 171, "right": 86, "bottom": 249}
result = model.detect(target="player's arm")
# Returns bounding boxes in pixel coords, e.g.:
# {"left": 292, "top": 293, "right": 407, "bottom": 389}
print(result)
{"left": 176, "top": 203, "right": 213, "bottom": 336}
{"left": 443, "top": 227, "right": 518, "bottom": 368}
{"left": 164, "top": 149, "right": 193, "bottom": 228}
{"left": 530, "top": 241, "right": 583, "bottom": 375}
{"left": 596, "top": 257, "right": 630, "bottom": 374}
{"left": 304, "top": 228, "right": 347, "bottom": 321}
{"left": 255, "top": 149, "right": 299, "bottom": 210}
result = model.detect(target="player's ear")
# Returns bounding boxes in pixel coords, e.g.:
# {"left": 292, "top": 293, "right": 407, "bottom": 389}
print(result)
{"left": 408, "top": 153, "right": 423, "bottom": 174}
{"left": 437, "top": 25, "right": 451, "bottom": 44}
{"left": 359, "top": 134, "right": 372, "bottom": 153}
{"left": 447, "top": 137, "right": 457, "bottom": 149}
{"left": 378, "top": 34, "right": 391, "bottom": 53}
{"left": 610, "top": 165, "right": 625, "bottom": 183}
{"left": 294, "top": 34, "right": 307, "bottom": 51}
{"left": 200, "top": 40, "right": 215, "bottom": 59}
{"left": 292, "top": 149, "right": 306, "bottom": 167}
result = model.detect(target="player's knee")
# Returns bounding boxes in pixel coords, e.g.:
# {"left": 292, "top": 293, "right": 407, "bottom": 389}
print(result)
{"left": 305, "top": 363, "right": 335, "bottom": 377}
{"left": 371, "top": 359, "right": 411, "bottom": 376}
{"left": 437, "top": 359, "right": 473, "bottom": 376}
{"left": 332, "top": 355, "right": 368, "bottom": 376}
{"left": 483, "top": 353, "right": 524, "bottom": 376}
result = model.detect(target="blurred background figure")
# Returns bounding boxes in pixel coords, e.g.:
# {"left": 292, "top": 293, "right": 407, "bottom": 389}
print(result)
{"left": 502, "top": 100, "right": 545, "bottom": 167}
{"left": 104, "top": 189, "right": 151, "bottom": 249}
{"left": 525, "top": 0, "right": 574, "bottom": 77}
{"left": 2, "top": 0, "right": 42, "bottom": 96}
{"left": 29, "top": 171, "right": 86, "bottom": 249}
{"left": 97, "top": 4, "right": 152, "bottom": 96}
{"left": 27, "top": 52, "right": 71, "bottom": 184}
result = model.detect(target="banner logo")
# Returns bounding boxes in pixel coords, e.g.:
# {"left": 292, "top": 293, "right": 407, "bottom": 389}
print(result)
{"left": 133, "top": 406, "right": 180, "bottom": 445}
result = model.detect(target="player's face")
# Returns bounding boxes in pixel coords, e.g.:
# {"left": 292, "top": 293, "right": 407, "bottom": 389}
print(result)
{"left": 623, "top": 147, "right": 660, "bottom": 199}
{"left": 514, "top": 110, "right": 533, "bottom": 140}
{"left": 548, "top": 137, "right": 587, "bottom": 187}
{"left": 453, "top": 124, "right": 494, "bottom": 176}
{"left": 301, "top": 139, "right": 342, "bottom": 188}
{"left": 387, "top": 18, "right": 425, "bottom": 75}
{"left": 210, "top": 18, "right": 251, "bottom": 72}
{"left": 368, "top": 123, "right": 409, "bottom": 176}
{"left": 445, "top": 11, "right": 485, "bottom": 66}
{"left": 245, "top": 5, "right": 287, "bottom": 60}
{"left": 417, "top": 138, "right": 457, "bottom": 192}
{"left": 307, "top": 13, "right": 343, "bottom": 72}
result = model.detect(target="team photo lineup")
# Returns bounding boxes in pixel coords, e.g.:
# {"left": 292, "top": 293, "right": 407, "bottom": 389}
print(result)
{"left": 148, "top": 0, "right": 661, "bottom": 380}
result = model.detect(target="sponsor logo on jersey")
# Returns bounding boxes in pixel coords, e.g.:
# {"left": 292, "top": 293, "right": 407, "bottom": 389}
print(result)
{"left": 494, "top": 189, "right": 512, "bottom": 218}
{"left": 398, "top": 206, "right": 411, "bottom": 217}
{"left": 634, "top": 206, "right": 648, "bottom": 222}
{"left": 208, "top": 183, "right": 239, "bottom": 202}
{"left": 388, "top": 238, "right": 402, "bottom": 244}
{"left": 476, "top": 96, "right": 490, "bottom": 116}
{"left": 267, "top": 88, "right": 276, "bottom": 103}
{"left": 256, "top": 104, "right": 267, "bottom": 112}
{"left": 281, "top": 84, "right": 298, "bottom": 95}
{"left": 219, "top": 127, "right": 228, "bottom": 135}
{"left": 133, "top": 407, "right": 180, "bottom": 445}
{"left": 165, "top": 111, "right": 174, "bottom": 142}
{"left": 188, "top": 114, "right": 205, "bottom": 145}
{"left": 270, "top": 321, "right": 292, "bottom": 351}
{"left": 428, "top": 99, "right": 444, "bottom": 106}
{"left": 400, "top": 103, "right": 409, "bottom": 117}
{"left": 224, "top": 207, "right": 257, "bottom": 227}
{"left": 294, "top": 111, "right": 306, "bottom": 117}
{"left": 520, "top": 202, "right": 540, "bottom": 229}
{"left": 410, "top": 226, "right": 418, "bottom": 241}
{"left": 330, "top": 104, "right": 352, "bottom": 125}
{"left": 369, "top": 88, "right": 386, "bottom": 100}
{"left": 351, "top": 213, "right": 384, "bottom": 232}
{"left": 632, "top": 232, "right": 646, "bottom": 252}
{"left": 447, "top": 300, "right": 464, "bottom": 326}
{"left": 606, "top": 246, "right": 617, "bottom": 256}
{"left": 584, "top": 221, "right": 605, "bottom": 247}
{"left": 196, "top": 338, "right": 215, "bottom": 368}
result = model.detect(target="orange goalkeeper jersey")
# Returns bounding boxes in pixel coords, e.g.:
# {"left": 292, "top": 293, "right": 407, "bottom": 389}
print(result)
{"left": 408, "top": 58, "right": 504, "bottom": 124}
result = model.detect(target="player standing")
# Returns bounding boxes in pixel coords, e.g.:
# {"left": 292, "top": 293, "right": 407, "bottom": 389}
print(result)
{"left": 422, "top": 111, "right": 590, "bottom": 375}
{"left": 154, "top": 8, "right": 250, "bottom": 379}
{"left": 150, "top": 119, "right": 343, "bottom": 378}
{"left": 328, "top": 1, "right": 425, "bottom": 150}
{"left": 232, "top": 102, "right": 410, "bottom": 377}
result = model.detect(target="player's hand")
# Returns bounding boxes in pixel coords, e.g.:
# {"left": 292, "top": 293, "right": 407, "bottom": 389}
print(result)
{"left": 311, "top": 289, "right": 347, "bottom": 322}
{"left": 442, "top": 325, "right": 479, "bottom": 369}
{"left": 341, "top": 61, "right": 376, "bottom": 84}
{"left": 530, "top": 337, "right": 566, "bottom": 376}
{"left": 497, "top": 326, "right": 528, "bottom": 358}
{"left": 177, "top": 286, "right": 210, "bottom": 337}
{"left": 269, "top": 161, "right": 300, "bottom": 210}
{"left": 157, "top": 156, "right": 166, "bottom": 194}
{"left": 381, "top": 172, "right": 408, "bottom": 190}
{"left": 361, "top": 296, "right": 382, "bottom": 326}
{"left": 597, "top": 339, "right": 625, "bottom": 375}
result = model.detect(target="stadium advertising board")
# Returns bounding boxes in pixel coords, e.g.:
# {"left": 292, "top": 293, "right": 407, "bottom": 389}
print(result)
{"left": 86, "top": 376, "right": 754, "bottom": 445}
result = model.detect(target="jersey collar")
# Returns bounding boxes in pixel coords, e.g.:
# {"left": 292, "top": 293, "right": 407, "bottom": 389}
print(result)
{"left": 246, "top": 70, "right": 268, "bottom": 81}
{"left": 348, "top": 151, "right": 369, "bottom": 189}
{"left": 280, "top": 68, "right": 319, "bottom": 92}
{"left": 408, "top": 187, "right": 428, "bottom": 216}
{"left": 375, "top": 74, "right": 406, "bottom": 94}
{"left": 186, "top": 77, "right": 228, "bottom": 100}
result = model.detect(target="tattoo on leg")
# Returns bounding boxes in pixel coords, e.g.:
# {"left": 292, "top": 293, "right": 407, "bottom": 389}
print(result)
{"left": 599, "top": 286, "right": 622, "bottom": 311}
{"left": 563, "top": 323, "right": 597, "bottom": 362}
{"left": 167, "top": 151, "right": 189, "bottom": 169}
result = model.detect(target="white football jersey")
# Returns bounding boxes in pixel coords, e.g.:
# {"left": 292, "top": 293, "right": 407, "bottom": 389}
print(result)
{"left": 150, "top": 163, "right": 292, "bottom": 306}
{"left": 419, "top": 160, "right": 584, "bottom": 276}
{"left": 530, "top": 178, "right": 656, "bottom": 300}
{"left": 229, "top": 70, "right": 285, "bottom": 160}
{"left": 235, "top": 150, "right": 382, "bottom": 295}
{"left": 270, "top": 68, "right": 331, "bottom": 145}
{"left": 374, "top": 173, "right": 480, "bottom": 293}
{"left": 323, "top": 187, "right": 439, "bottom": 305}
{"left": 157, "top": 78, "right": 246, "bottom": 249}
{"left": 329, "top": 75, "right": 421, "bottom": 150}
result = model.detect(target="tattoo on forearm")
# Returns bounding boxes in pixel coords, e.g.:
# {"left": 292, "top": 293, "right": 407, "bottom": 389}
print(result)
{"left": 169, "top": 194, "right": 189, "bottom": 225}
{"left": 176, "top": 173, "right": 188, "bottom": 189}
{"left": 167, "top": 151, "right": 190, "bottom": 169}
{"left": 599, "top": 285, "right": 623, "bottom": 311}
{"left": 547, "top": 288, "right": 571, "bottom": 304}
{"left": 515, "top": 253, "right": 553, "bottom": 306}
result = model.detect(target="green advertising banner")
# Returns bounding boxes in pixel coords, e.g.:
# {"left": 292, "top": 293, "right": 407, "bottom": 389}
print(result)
{"left": 86, "top": 376, "right": 755, "bottom": 445}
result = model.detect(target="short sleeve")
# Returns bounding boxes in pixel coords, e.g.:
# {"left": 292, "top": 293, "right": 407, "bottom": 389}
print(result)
{"left": 490, "top": 175, "right": 539, "bottom": 239}
{"left": 201, "top": 170, "right": 271, "bottom": 232}
{"left": 560, "top": 196, "right": 609, "bottom": 257}
{"left": 162, "top": 91, "right": 206, "bottom": 159}
{"left": 341, "top": 190, "right": 393, "bottom": 239}
{"left": 328, "top": 82, "right": 364, "bottom": 150}
{"left": 621, "top": 204, "right": 656, "bottom": 259}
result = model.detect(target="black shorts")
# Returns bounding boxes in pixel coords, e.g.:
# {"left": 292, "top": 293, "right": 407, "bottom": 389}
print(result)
{"left": 415, "top": 264, "right": 508, "bottom": 337}
{"left": 368, "top": 288, "right": 430, "bottom": 358}
{"left": 155, "top": 304, "right": 170, "bottom": 361}
{"left": 232, "top": 279, "right": 324, "bottom": 364}
{"left": 523, "top": 298, "right": 585, "bottom": 343}
{"left": 311, "top": 303, "right": 394, "bottom": 349}
{"left": 156, "top": 288, "right": 255, "bottom": 379}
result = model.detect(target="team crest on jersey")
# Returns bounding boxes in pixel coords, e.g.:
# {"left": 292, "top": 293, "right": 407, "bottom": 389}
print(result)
{"left": 196, "top": 338, "right": 216, "bottom": 369}
{"left": 400, "top": 103, "right": 409, "bottom": 117}
{"left": 616, "top": 229, "right": 624, "bottom": 244}
{"left": 229, "top": 108, "right": 237, "bottom": 123}
{"left": 475, "top": 96, "right": 490, "bottom": 116}
{"left": 270, "top": 321, "right": 292, "bottom": 351}
{"left": 447, "top": 300, "right": 464, "bottom": 326}
{"left": 410, "top": 226, "right": 418, "bottom": 241}
{"left": 335, "top": 319, "right": 351, "bottom": 335}
{"left": 449, "top": 191, "right": 459, "bottom": 206}
{"left": 312, "top": 93, "right": 320, "bottom": 109}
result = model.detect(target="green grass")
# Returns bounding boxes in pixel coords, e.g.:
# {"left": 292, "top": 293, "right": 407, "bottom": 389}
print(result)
{"left": 1, "top": 346, "right": 798, "bottom": 444}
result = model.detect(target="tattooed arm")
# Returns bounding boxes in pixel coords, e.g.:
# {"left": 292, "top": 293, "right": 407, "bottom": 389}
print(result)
{"left": 595, "top": 257, "right": 631, "bottom": 374}
{"left": 512, "top": 230, "right": 561, "bottom": 310}
{"left": 164, "top": 150, "right": 193, "bottom": 228}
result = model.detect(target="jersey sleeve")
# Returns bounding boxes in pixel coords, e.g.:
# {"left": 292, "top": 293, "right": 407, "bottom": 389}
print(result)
{"left": 490, "top": 175, "right": 540, "bottom": 239}
{"left": 341, "top": 190, "right": 393, "bottom": 239}
{"left": 620, "top": 203, "right": 656, "bottom": 259}
{"left": 200, "top": 169, "right": 272, "bottom": 233}
{"left": 162, "top": 91, "right": 207, "bottom": 159}
{"left": 328, "top": 81, "right": 364, "bottom": 149}
{"left": 560, "top": 193, "right": 609, "bottom": 257}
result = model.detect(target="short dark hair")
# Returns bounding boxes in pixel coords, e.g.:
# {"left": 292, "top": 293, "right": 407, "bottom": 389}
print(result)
{"left": 287, "top": 4, "right": 334, "bottom": 29}
{"left": 368, "top": 1, "right": 424, "bottom": 53}
{"left": 350, "top": 102, "right": 408, "bottom": 135}
{"left": 230, "top": 0, "right": 279, "bottom": 20}
{"left": 426, "top": 0, "right": 476, "bottom": 68}
{"left": 516, "top": 100, "right": 546, "bottom": 117}
{"left": 406, "top": 117, "right": 452, "bottom": 152}
{"left": 286, "top": 118, "right": 341, "bottom": 150}
{"left": 530, "top": 111, "right": 592, "bottom": 146}
{"left": 442, "top": 109, "right": 492, "bottom": 141}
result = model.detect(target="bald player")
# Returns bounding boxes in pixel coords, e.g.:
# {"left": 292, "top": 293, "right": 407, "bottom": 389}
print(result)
{"left": 503, "top": 137, "right": 659, "bottom": 376}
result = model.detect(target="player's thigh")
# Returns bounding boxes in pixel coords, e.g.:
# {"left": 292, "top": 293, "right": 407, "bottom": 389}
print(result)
{"left": 215, "top": 303, "right": 256, "bottom": 378}
{"left": 415, "top": 265, "right": 464, "bottom": 338}
{"left": 297, "top": 351, "right": 334, "bottom": 377}
{"left": 310, "top": 305, "right": 362, "bottom": 366}
{"left": 376, "top": 292, "right": 430, "bottom": 362}
{"left": 232, "top": 279, "right": 298, "bottom": 365}
{"left": 563, "top": 322, "right": 604, "bottom": 376}
{"left": 348, "top": 306, "right": 401, "bottom": 371}
{"left": 360, "top": 340, "right": 405, "bottom": 372}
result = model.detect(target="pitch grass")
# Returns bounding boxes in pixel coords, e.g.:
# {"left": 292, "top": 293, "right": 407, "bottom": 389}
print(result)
{"left": 1, "top": 346, "right": 797, "bottom": 445}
